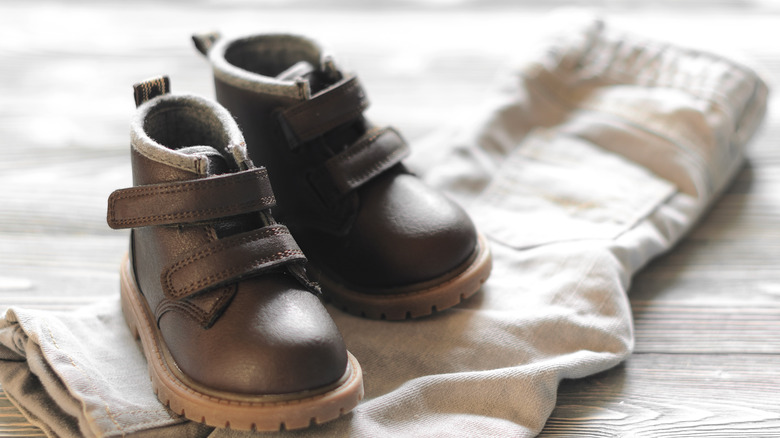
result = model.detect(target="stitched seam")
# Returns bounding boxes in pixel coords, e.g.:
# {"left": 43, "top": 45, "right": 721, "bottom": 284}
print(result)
{"left": 163, "top": 226, "right": 298, "bottom": 299}
{"left": 114, "top": 168, "right": 268, "bottom": 198}
{"left": 44, "top": 322, "right": 125, "bottom": 434}
{"left": 169, "top": 249, "right": 304, "bottom": 299}
{"left": 110, "top": 196, "right": 275, "bottom": 227}
{"left": 108, "top": 169, "right": 269, "bottom": 223}
{"left": 331, "top": 127, "right": 385, "bottom": 167}
{"left": 110, "top": 408, "right": 176, "bottom": 417}
{"left": 345, "top": 142, "right": 408, "bottom": 188}
{"left": 166, "top": 226, "right": 286, "bottom": 278}
{"left": 284, "top": 79, "right": 368, "bottom": 140}
{"left": 113, "top": 168, "right": 267, "bottom": 206}
{"left": 155, "top": 284, "right": 234, "bottom": 328}
{"left": 204, "top": 225, "right": 218, "bottom": 243}
{"left": 284, "top": 78, "right": 360, "bottom": 118}
{"left": 296, "top": 106, "right": 366, "bottom": 141}
{"left": 110, "top": 174, "right": 266, "bottom": 205}
{"left": 202, "top": 286, "right": 234, "bottom": 321}
{"left": 170, "top": 226, "right": 288, "bottom": 272}
{"left": 156, "top": 299, "right": 207, "bottom": 322}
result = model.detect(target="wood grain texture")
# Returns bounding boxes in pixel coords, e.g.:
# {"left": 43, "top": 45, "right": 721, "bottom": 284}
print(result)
{"left": 543, "top": 354, "right": 780, "bottom": 437}
{"left": 1, "top": 1, "right": 780, "bottom": 436}
{"left": 0, "top": 397, "right": 45, "bottom": 437}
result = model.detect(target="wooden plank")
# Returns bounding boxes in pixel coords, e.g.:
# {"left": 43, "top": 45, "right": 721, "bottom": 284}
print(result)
{"left": 1, "top": 353, "right": 778, "bottom": 437}
{"left": 632, "top": 302, "right": 780, "bottom": 353}
{"left": 0, "top": 235, "right": 125, "bottom": 312}
{"left": 0, "top": 396, "right": 44, "bottom": 437}
{"left": 541, "top": 353, "right": 780, "bottom": 437}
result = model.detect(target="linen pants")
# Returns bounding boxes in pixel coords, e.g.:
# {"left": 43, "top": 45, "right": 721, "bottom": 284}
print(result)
{"left": 0, "top": 15, "right": 768, "bottom": 438}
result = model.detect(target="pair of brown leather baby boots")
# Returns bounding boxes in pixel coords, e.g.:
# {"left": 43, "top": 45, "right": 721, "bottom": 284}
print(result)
{"left": 107, "top": 32, "right": 492, "bottom": 432}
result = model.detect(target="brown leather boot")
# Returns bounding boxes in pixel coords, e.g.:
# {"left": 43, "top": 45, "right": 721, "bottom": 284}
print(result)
{"left": 193, "top": 33, "right": 492, "bottom": 320}
{"left": 107, "top": 76, "right": 363, "bottom": 431}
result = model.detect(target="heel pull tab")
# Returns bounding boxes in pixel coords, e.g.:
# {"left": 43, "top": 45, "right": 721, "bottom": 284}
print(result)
{"left": 132, "top": 76, "right": 170, "bottom": 108}
{"left": 192, "top": 31, "right": 221, "bottom": 56}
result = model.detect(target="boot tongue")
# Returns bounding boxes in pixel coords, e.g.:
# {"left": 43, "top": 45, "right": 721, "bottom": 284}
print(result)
{"left": 276, "top": 62, "right": 366, "bottom": 156}
{"left": 276, "top": 61, "right": 330, "bottom": 94}
{"left": 177, "top": 145, "right": 262, "bottom": 236}
{"left": 177, "top": 145, "right": 231, "bottom": 176}
{"left": 276, "top": 61, "right": 316, "bottom": 81}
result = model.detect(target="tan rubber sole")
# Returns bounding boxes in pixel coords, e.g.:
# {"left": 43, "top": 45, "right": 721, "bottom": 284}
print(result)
{"left": 320, "top": 232, "right": 492, "bottom": 320}
{"left": 119, "top": 254, "right": 364, "bottom": 432}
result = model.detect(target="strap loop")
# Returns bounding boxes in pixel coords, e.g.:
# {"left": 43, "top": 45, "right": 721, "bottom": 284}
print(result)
{"left": 133, "top": 76, "right": 170, "bottom": 108}
{"left": 192, "top": 31, "right": 221, "bottom": 56}
{"left": 321, "top": 127, "right": 410, "bottom": 196}
{"left": 161, "top": 225, "right": 306, "bottom": 300}
{"left": 107, "top": 167, "right": 275, "bottom": 229}
{"left": 278, "top": 75, "right": 369, "bottom": 147}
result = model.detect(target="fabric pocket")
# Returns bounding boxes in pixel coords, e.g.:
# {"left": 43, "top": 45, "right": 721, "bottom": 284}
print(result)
{"left": 471, "top": 129, "right": 677, "bottom": 249}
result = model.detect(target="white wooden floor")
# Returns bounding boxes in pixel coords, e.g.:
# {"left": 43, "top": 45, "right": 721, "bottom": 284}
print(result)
{"left": 1, "top": 1, "right": 780, "bottom": 436}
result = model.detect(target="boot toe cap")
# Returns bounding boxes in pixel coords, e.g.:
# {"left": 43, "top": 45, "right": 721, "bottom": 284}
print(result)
{"left": 348, "top": 173, "right": 478, "bottom": 288}
{"left": 160, "top": 277, "right": 348, "bottom": 395}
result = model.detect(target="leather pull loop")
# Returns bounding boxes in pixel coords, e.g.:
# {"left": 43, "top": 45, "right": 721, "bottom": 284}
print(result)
{"left": 192, "top": 31, "right": 221, "bottom": 56}
{"left": 107, "top": 167, "right": 276, "bottom": 229}
{"left": 278, "top": 75, "right": 369, "bottom": 148}
{"left": 323, "top": 127, "right": 410, "bottom": 196}
{"left": 161, "top": 225, "right": 306, "bottom": 300}
{"left": 133, "top": 76, "right": 170, "bottom": 108}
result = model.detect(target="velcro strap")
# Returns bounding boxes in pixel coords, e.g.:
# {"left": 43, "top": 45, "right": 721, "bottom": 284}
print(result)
{"left": 279, "top": 75, "right": 369, "bottom": 147}
{"left": 322, "top": 127, "right": 410, "bottom": 196}
{"left": 161, "top": 225, "right": 305, "bottom": 300}
{"left": 107, "top": 167, "right": 275, "bottom": 229}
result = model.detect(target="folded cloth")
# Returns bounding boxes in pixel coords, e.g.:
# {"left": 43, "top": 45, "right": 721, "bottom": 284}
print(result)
{"left": 0, "top": 302, "right": 212, "bottom": 438}
{"left": 0, "top": 14, "right": 768, "bottom": 438}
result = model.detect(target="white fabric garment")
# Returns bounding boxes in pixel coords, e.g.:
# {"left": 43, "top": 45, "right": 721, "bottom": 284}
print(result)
{"left": 0, "top": 15, "right": 768, "bottom": 438}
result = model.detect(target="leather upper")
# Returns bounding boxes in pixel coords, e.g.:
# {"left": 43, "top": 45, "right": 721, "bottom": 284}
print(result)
{"left": 158, "top": 275, "right": 346, "bottom": 394}
{"left": 111, "top": 89, "right": 348, "bottom": 394}
{"left": 206, "top": 34, "right": 479, "bottom": 291}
